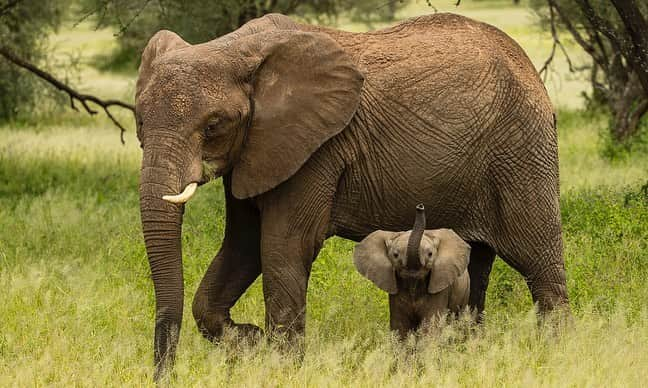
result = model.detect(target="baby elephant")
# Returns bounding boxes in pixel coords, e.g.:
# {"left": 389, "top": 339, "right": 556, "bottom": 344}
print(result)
{"left": 353, "top": 204, "right": 471, "bottom": 337}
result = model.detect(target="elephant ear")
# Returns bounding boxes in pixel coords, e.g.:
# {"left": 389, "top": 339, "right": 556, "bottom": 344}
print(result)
{"left": 425, "top": 229, "right": 471, "bottom": 294}
{"left": 136, "top": 30, "right": 189, "bottom": 100}
{"left": 231, "top": 30, "right": 364, "bottom": 199}
{"left": 448, "top": 270, "right": 470, "bottom": 312}
{"left": 353, "top": 231, "right": 399, "bottom": 295}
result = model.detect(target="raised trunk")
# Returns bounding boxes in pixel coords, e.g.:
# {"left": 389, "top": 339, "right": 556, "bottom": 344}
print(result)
{"left": 139, "top": 151, "right": 185, "bottom": 380}
{"left": 406, "top": 204, "right": 426, "bottom": 269}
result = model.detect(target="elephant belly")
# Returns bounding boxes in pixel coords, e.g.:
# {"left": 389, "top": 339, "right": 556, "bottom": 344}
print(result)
{"left": 330, "top": 157, "right": 487, "bottom": 242}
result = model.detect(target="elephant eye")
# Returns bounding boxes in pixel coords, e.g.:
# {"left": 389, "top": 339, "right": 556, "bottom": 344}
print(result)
{"left": 428, "top": 252, "right": 433, "bottom": 257}
{"left": 204, "top": 117, "right": 225, "bottom": 139}
{"left": 393, "top": 252, "right": 399, "bottom": 258}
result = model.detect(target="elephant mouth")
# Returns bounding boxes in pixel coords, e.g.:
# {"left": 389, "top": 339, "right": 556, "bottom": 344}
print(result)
{"left": 398, "top": 268, "right": 430, "bottom": 280}
{"left": 202, "top": 159, "right": 228, "bottom": 181}
{"left": 160, "top": 160, "right": 228, "bottom": 204}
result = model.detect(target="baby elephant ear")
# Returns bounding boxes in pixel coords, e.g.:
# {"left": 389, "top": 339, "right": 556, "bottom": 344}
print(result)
{"left": 353, "top": 231, "right": 398, "bottom": 295}
{"left": 424, "top": 229, "right": 471, "bottom": 294}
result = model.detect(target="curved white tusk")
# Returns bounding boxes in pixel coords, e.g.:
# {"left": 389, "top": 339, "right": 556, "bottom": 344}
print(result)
{"left": 162, "top": 182, "right": 198, "bottom": 204}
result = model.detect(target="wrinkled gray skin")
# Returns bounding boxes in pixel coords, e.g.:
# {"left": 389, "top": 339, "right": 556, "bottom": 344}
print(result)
{"left": 354, "top": 228, "right": 471, "bottom": 338}
{"left": 135, "top": 12, "right": 567, "bottom": 379}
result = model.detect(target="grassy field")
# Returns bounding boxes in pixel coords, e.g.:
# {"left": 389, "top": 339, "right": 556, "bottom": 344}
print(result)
{"left": 1, "top": 1, "right": 647, "bottom": 386}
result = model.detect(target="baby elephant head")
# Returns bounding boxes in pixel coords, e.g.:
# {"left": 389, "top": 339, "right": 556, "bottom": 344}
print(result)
{"left": 353, "top": 205, "right": 470, "bottom": 295}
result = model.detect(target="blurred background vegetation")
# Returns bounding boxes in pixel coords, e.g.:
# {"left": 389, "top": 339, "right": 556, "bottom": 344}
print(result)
{"left": 80, "top": 0, "right": 408, "bottom": 72}
{"left": 1, "top": 0, "right": 647, "bottom": 385}
{"left": 1, "top": 0, "right": 647, "bottom": 151}
{"left": 0, "top": 0, "right": 65, "bottom": 120}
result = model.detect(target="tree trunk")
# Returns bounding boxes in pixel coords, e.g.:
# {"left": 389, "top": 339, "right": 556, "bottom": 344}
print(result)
{"left": 610, "top": 0, "right": 648, "bottom": 96}
{"left": 610, "top": 72, "right": 648, "bottom": 142}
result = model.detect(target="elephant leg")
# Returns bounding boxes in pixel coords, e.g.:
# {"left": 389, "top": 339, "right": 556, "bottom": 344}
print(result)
{"left": 467, "top": 242, "right": 496, "bottom": 321}
{"left": 192, "top": 176, "right": 262, "bottom": 341}
{"left": 492, "top": 190, "right": 569, "bottom": 314}
{"left": 499, "top": 247, "right": 568, "bottom": 314}
{"left": 508, "top": 243, "right": 568, "bottom": 314}
{"left": 260, "top": 233, "right": 318, "bottom": 338}
{"left": 192, "top": 250, "right": 262, "bottom": 341}
{"left": 257, "top": 180, "right": 334, "bottom": 340}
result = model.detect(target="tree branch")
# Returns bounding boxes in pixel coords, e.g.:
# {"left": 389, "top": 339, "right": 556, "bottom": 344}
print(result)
{"left": 0, "top": 46, "right": 135, "bottom": 144}
{"left": 114, "top": 0, "right": 153, "bottom": 36}
{"left": 74, "top": 0, "right": 107, "bottom": 28}
{"left": 549, "top": 0, "right": 606, "bottom": 69}
{"left": 539, "top": 3, "right": 577, "bottom": 80}
{"left": 575, "top": 0, "right": 627, "bottom": 57}
{"left": 628, "top": 98, "right": 648, "bottom": 134}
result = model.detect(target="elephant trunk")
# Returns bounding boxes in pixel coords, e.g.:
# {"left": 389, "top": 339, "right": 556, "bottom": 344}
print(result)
{"left": 406, "top": 203, "right": 426, "bottom": 269}
{"left": 140, "top": 146, "right": 186, "bottom": 381}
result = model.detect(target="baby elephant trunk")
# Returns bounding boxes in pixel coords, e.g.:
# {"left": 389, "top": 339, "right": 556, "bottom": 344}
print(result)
{"left": 406, "top": 204, "right": 426, "bottom": 269}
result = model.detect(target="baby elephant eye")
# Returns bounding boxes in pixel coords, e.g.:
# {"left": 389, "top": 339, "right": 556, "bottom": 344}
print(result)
{"left": 204, "top": 118, "right": 224, "bottom": 138}
{"left": 205, "top": 125, "right": 219, "bottom": 137}
{"left": 393, "top": 252, "right": 399, "bottom": 258}
{"left": 427, "top": 252, "right": 433, "bottom": 257}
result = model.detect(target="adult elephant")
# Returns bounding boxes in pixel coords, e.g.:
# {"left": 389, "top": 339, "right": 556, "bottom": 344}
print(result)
{"left": 135, "top": 13, "right": 567, "bottom": 378}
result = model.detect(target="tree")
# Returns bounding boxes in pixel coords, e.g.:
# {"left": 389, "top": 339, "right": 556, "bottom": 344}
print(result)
{"left": 533, "top": 0, "right": 648, "bottom": 144}
{"left": 0, "top": 46, "right": 134, "bottom": 142}
{"left": 0, "top": 1, "right": 134, "bottom": 141}
{"left": 0, "top": 0, "right": 64, "bottom": 120}
{"left": 80, "top": 0, "right": 408, "bottom": 70}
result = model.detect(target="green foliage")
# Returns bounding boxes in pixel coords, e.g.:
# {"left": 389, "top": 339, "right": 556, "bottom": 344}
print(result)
{"left": 81, "top": 0, "right": 407, "bottom": 71}
{"left": 0, "top": 0, "right": 65, "bottom": 121}
{"left": 530, "top": 0, "right": 648, "bottom": 145}
{"left": 561, "top": 188, "right": 648, "bottom": 313}
{"left": 599, "top": 111, "right": 648, "bottom": 159}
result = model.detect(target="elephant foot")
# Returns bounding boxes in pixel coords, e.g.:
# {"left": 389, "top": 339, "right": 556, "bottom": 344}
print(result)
{"left": 266, "top": 334, "right": 305, "bottom": 364}
{"left": 197, "top": 314, "right": 263, "bottom": 343}
{"left": 227, "top": 322, "right": 264, "bottom": 340}
{"left": 265, "top": 328, "right": 305, "bottom": 359}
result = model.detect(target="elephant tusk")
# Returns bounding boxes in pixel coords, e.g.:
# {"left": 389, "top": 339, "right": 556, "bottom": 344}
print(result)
{"left": 162, "top": 182, "right": 198, "bottom": 204}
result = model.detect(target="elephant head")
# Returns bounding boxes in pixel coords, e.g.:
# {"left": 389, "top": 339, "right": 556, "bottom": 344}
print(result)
{"left": 134, "top": 14, "right": 363, "bottom": 378}
{"left": 353, "top": 205, "right": 471, "bottom": 295}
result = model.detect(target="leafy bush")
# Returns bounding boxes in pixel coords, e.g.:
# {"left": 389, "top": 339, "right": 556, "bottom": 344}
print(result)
{"left": 0, "top": 1, "right": 65, "bottom": 121}
{"left": 560, "top": 187, "right": 648, "bottom": 313}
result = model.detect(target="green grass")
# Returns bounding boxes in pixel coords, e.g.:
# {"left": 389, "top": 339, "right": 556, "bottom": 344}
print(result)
{"left": 1, "top": 116, "right": 647, "bottom": 386}
{"left": 1, "top": 1, "right": 648, "bottom": 386}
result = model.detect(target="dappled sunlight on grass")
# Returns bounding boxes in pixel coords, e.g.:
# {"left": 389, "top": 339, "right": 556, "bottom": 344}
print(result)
{"left": 557, "top": 110, "right": 648, "bottom": 190}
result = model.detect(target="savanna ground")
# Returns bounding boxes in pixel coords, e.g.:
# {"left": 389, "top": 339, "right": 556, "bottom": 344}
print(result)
{"left": 1, "top": 1, "right": 647, "bottom": 386}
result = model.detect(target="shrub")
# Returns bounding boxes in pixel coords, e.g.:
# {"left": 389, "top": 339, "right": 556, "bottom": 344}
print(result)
{"left": 0, "top": 1, "right": 65, "bottom": 121}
